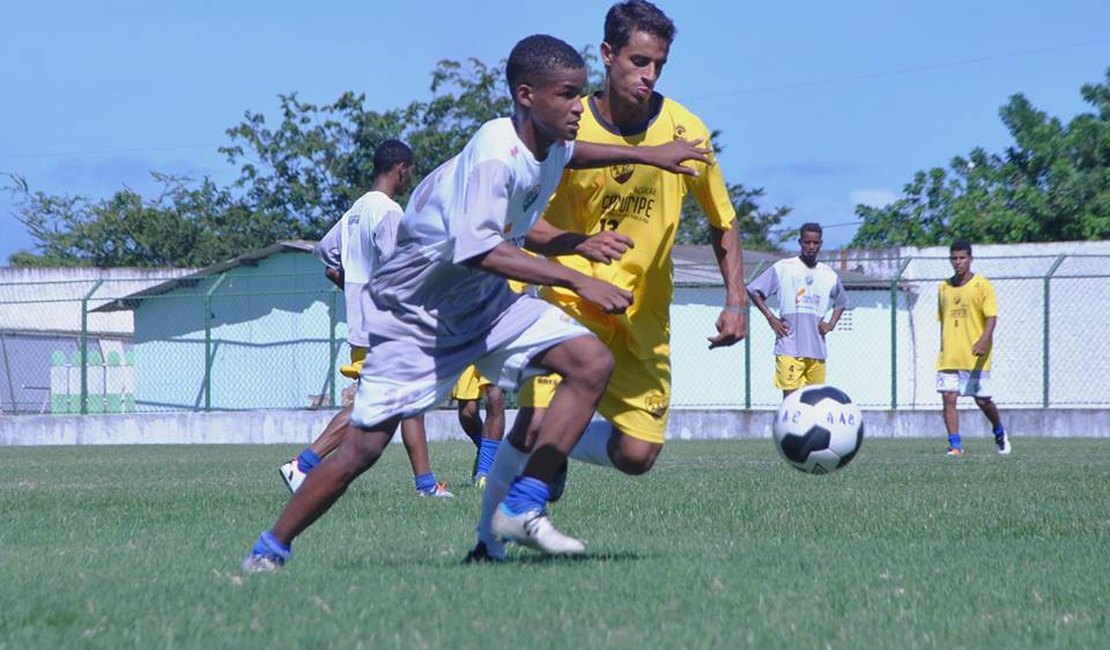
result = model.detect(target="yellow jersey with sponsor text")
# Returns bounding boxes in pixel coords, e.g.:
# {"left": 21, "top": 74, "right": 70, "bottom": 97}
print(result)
{"left": 937, "top": 274, "right": 998, "bottom": 371}
{"left": 539, "top": 93, "right": 736, "bottom": 360}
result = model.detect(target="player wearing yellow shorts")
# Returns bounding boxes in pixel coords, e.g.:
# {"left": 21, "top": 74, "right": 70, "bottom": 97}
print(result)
{"left": 450, "top": 365, "right": 505, "bottom": 486}
{"left": 747, "top": 223, "right": 847, "bottom": 397}
{"left": 468, "top": 0, "right": 748, "bottom": 563}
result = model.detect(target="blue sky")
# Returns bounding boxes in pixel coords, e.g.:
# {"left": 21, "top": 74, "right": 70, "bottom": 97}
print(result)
{"left": 2, "top": 0, "right": 1107, "bottom": 264}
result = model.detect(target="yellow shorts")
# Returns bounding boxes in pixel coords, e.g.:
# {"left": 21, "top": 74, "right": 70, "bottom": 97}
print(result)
{"left": 451, "top": 364, "right": 491, "bottom": 401}
{"left": 518, "top": 325, "right": 671, "bottom": 445}
{"left": 774, "top": 355, "right": 826, "bottom": 391}
{"left": 339, "top": 346, "right": 367, "bottom": 380}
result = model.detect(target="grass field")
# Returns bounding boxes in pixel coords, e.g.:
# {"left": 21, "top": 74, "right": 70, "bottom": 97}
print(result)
{"left": 2, "top": 438, "right": 1108, "bottom": 649}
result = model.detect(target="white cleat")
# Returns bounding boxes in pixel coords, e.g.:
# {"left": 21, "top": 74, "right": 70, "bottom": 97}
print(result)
{"left": 279, "top": 458, "right": 307, "bottom": 493}
{"left": 241, "top": 553, "right": 285, "bottom": 573}
{"left": 491, "top": 506, "right": 585, "bottom": 555}
{"left": 416, "top": 482, "right": 455, "bottom": 499}
{"left": 995, "top": 433, "right": 1012, "bottom": 455}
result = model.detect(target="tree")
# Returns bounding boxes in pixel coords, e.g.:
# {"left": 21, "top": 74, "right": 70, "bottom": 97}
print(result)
{"left": 852, "top": 68, "right": 1110, "bottom": 248}
{"left": 678, "top": 183, "right": 790, "bottom": 250}
{"left": 8, "top": 48, "right": 787, "bottom": 266}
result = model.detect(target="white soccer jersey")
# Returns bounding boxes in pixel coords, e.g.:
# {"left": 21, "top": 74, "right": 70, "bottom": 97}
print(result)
{"left": 315, "top": 190, "right": 403, "bottom": 347}
{"left": 747, "top": 257, "right": 848, "bottom": 359}
{"left": 366, "top": 118, "right": 576, "bottom": 348}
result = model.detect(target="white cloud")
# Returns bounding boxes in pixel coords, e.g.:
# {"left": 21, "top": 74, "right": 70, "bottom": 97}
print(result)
{"left": 850, "top": 188, "right": 899, "bottom": 208}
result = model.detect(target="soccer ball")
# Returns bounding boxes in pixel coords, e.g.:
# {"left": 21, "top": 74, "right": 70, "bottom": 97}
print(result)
{"left": 772, "top": 384, "right": 864, "bottom": 474}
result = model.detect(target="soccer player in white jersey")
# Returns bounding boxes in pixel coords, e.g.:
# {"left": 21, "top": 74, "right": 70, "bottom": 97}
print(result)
{"left": 747, "top": 223, "right": 848, "bottom": 397}
{"left": 279, "top": 140, "right": 452, "bottom": 499}
{"left": 242, "top": 34, "right": 711, "bottom": 571}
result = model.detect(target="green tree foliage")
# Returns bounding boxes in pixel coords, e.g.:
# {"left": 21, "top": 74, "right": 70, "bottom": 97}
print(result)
{"left": 852, "top": 68, "right": 1110, "bottom": 248}
{"left": 7, "top": 48, "right": 783, "bottom": 266}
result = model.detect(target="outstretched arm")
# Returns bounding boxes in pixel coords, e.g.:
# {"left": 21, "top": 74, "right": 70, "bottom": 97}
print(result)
{"left": 462, "top": 241, "right": 633, "bottom": 314}
{"left": 525, "top": 218, "right": 633, "bottom": 264}
{"left": 568, "top": 139, "right": 709, "bottom": 175}
{"left": 707, "top": 223, "right": 748, "bottom": 349}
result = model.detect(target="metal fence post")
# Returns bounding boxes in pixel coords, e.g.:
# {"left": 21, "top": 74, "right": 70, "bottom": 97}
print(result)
{"left": 79, "top": 280, "right": 104, "bottom": 415}
{"left": 744, "top": 261, "right": 768, "bottom": 410}
{"left": 204, "top": 274, "right": 228, "bottom": 412}
{"left": 891, "top": 258, "right": 912, "bottom": 410}
{"left": 328, "top": 288, "right": 339, "bottom": 407}
{"left": 1042, "top": 255, "right": 1066, "bottom": 408}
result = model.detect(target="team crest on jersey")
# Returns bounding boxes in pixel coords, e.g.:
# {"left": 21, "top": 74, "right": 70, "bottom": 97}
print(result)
{"left": 674, "top": 124, "right": 687, "bottom": 139}
{"left": 644, "top": 391, "right": 669, "bottom": 419}
{"left": 610, "top": 164, "right": 635, "bottom": 184}
{"left": 522, "top": 185, "right": 541, "bottom": 211}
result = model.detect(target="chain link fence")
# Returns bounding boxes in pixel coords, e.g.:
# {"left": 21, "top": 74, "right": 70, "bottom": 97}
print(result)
{"left": 1, "top": 253, "right": 1107, "bottom": 415}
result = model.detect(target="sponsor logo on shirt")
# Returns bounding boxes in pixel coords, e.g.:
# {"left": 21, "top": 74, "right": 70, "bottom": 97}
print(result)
{"left": 522, "top": 185, "right": 541, "bottom": 212}
{"left": 610, "top": 164, "right": 635, "bottom": 184}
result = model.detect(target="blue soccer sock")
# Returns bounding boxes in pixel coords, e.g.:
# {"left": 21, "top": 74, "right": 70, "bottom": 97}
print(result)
{"left": 993, "top": 424, "right": 1006, "bottom": 438}
{"left": 251, "top": 530, "right": 291, "bottom": 563}
{"left": 297, "top": 449, "right": 321, "bottom": 474}
{"left": 475, "top": 438, "right": 500, "bottom": 477}
{"left": 948, "top": 433, "right": 962, "bottom": 449}
{"left": 501, "top": 476, "right": 550, "bottom": 516}
{"left": 414, "top": 472, "right": 438, "bottom": 493}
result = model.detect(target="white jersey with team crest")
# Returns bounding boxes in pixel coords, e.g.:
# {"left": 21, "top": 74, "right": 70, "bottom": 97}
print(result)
{"left": 315, "top": 190, "right": 403, "bottom": 348}
{"left": 747, "top": 256, "right": 848, "bottom": 359}
{"left": 366, "top": 118, "right": 575, "bottom": 348}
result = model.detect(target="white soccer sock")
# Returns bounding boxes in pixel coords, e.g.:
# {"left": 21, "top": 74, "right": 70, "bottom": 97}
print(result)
{"left": 476, "top": 441, "right": 530, "bottom": 557}
{"left": 568, "top": 419, "right": 616, "bottom": 469}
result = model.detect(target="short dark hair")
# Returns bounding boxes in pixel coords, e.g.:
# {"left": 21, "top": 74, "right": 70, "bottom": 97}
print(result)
{"left": 604, "top": 0, "right": 677, "bottom": 51}
{"left": 506, "top": 34, "right": 585, "bottom": 91}
{"left": 950, "top": 240, "right": 973, "bottom": 256}
{"left": 800, "top": 222, "right": 823, "bottom": 238}
{"left": 372, "top": 139, "right": 413, "bottom": 179}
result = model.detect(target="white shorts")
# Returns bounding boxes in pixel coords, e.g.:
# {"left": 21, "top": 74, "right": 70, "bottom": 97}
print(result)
{"left": 935, "top": 370, "right": 992, "bottom": 398}
{"left": 351, "top": 295, "right": 592, "bottom": 429}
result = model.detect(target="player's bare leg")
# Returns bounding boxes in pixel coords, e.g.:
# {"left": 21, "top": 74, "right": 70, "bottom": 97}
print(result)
{"left": 279, "top": 404, "right": 352, "bottom": 492}
{"left": 402, "top": 415, "right": 453, "bottom": 497}
{"left": 975, "top": 396, "right": 1010, "bottom": 454}
{"left": 245, "top": 416, "right": 400, "bottom": 571}
{"left": 472, "top": 336, "right": 612, "bottom": 559}
{"left": 941, "top": 392, "right": 964, "bottom": 455}
{"left": 512, "top": 409, "right": 663, "bottom": 476}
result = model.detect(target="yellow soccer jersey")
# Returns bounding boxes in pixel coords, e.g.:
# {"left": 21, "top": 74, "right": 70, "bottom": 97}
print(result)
{"left": 540, "top": 94, "right": 735, "bottom": 359}
{"left": 937, "top": 274, "right": 998, "bottom": 371}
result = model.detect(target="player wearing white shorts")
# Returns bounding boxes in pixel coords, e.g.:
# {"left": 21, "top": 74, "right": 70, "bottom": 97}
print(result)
{"left": 242, "top": 34, "right": 711, "bottom": 571}
{"left": 936, "top": 241, "right": 1010, "bottom": 456}
{"left": 279, "top": 140, "right": 452, "bottom": 499}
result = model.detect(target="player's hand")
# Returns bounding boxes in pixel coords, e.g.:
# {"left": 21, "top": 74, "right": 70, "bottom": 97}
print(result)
{"left": 769, "top": 316, "right": 791, "bottom": 339}
{"left": 573, "top": 276, "right": 633, "bottom": 314}
{"left": 972, "top": 337, "right": 990, "bottom": 356}
{"left": 575, "top": 231, "right": 634, "bottom": 264}
{"left": 818, "top": 321, "right": 834, "bottom": 337}
{"left": 707, "top": 308, "right": 747, "bottom": 349}
{"left": 644, "top": 138, "right": 710, "bottom": 176}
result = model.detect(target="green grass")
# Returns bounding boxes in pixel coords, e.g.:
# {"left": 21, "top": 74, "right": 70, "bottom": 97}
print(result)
{"left": 1, "top": 438, "right": 1108, "bottom": 649}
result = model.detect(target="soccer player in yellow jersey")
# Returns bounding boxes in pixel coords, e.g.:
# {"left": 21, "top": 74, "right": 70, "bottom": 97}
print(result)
{"left": 450, "top": 365, "right": 506, "bottom": 487}
{"left": 468, "top": 0, "right": 747, "bottom": 562}
{"left": 937, "top": 241, "right": 1010, "bottom": 456}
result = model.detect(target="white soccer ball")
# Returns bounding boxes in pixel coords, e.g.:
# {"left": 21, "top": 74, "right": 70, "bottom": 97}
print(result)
{"left": 772, "top": 384, "right": 864, "bottom": 474}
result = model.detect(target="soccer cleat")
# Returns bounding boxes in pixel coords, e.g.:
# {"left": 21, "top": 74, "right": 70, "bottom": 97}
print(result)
{"left": 995, "top": 433, "right": 1012, "bottom": 455}
{"left": 417, "top": 482, "right": 455, "bottom": 498}
{"left": 473, "top": 474, "right": 488, "bottom": 491}
{"left": 279, "top": 458, "right": 307, "bottom": 493}
{"left": 462, "top": 541, "right": 504, "bottom": 564}
{"left": 946, "top": 446, "right": 965, "bottom": 457}
{"left": 241, "top": 552, "right": 285, "bottom": 573}
{"left": 491, "top": 506, "right": 585, "bottom": 555}
{"left": 548, "top": 460, "right": 568, "bottom": 503}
